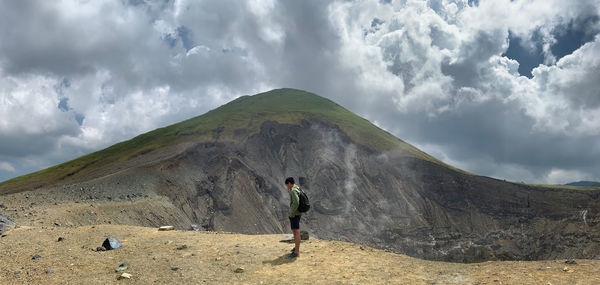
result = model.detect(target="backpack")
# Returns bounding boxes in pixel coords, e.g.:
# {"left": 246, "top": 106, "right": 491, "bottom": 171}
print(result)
{"left": 297, "top": 188, "right": 310, "bottom": 213}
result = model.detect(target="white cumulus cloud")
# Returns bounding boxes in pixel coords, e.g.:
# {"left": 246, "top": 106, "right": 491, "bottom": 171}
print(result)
{"left": 0, "top": 0, "right": 598, "bottom": 184}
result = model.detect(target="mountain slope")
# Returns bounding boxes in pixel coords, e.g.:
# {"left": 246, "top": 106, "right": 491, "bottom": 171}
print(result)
{"left": 1, "top": 88, "right": 599, "bottom": 262}
{"left": 566, "top": 181, "right": 600, "bottom": 187}
{"left": 0, "top": 88, "right": 452, "bottom": 193}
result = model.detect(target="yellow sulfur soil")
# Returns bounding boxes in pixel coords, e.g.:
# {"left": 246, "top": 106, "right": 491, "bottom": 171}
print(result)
{"left": 0, "top": 225, "right": 599, "bottom": 284}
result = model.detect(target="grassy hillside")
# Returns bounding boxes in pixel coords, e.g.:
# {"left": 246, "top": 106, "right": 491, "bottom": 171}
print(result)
{"left": 0, "top": 88, "right": 451, "bottom": 191}
{"left": 565, "top": 181, "right": 600, "bottom": 187}
{"left": 530, "top": 184, "right": 600, "bottom": 191}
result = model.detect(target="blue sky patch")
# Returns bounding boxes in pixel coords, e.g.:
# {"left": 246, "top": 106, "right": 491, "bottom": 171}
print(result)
{"left": 75, "top": 113, "right": 85, "bottom": 126}
{"left": 163, "top": 33, "right": 177, "bottom": 48}
{"left": 551, "top": 16, "right": 599, "bottom": 61}
{"left": 504, "top": 16, "right": 598, "bottom": 78}
{"left": 503, "top": 32, "right": 545, "bottom": 78}
{"left": 177, "top": 26, "right": 195, "bottom": 51}
{"left": 161, "top": 25, "right": 195, "bottom": 51}
{"left": 58, "top": 98, "right": 70, "bottom": 112}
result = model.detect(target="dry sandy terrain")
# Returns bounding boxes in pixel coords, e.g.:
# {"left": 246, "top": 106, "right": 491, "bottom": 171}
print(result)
{"left": 1, "top": 225, "right": 599, "bottom": 284}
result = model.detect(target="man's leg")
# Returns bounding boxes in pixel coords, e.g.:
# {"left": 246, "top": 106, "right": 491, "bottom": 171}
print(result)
{"left": 288, "top": 215, "right": 301, "bottom": 257}
{"left": 292, "top": 229, "right": 300, "bottom": 254}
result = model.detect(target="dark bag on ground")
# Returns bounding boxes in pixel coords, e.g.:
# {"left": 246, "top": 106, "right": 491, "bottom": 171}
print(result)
{"left": 297, "top": 189, "right": 310, "bottom": 213}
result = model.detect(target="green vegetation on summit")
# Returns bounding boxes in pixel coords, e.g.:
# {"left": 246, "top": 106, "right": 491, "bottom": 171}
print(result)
{"left": 0, "top": 88, "right": 449, "bottom": 192}
{"left": 2, "top": 89, "right": 600, "bottom": 262}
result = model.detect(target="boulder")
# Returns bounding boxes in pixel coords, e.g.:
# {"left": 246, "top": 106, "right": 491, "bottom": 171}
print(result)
{"left": 115, "top": 262, "right": 129, "bottom": 272}
{"left": 158, "top": 226, "right": 174, "bottom": 231}
{"left": 279, "top": 236, "right": 293, "bottom": 243}
{"left": 102, "top": 237, "right": 122, "bottom": 250}
{"left": 0, "top": 212, "right": 16, "bottom": 234}
{"left": 300, "top": 231, "right": 309, "bottom": 240}
{"left": 190, "top": 224, "right": 203, "bottom": 231}
{"left": 279, "top": 231, "right": 310, "bottom": 243}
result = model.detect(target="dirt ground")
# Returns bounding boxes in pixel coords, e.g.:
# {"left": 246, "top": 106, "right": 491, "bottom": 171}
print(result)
{"left": 0, "top": 225, "right": 599, "bottom": 284}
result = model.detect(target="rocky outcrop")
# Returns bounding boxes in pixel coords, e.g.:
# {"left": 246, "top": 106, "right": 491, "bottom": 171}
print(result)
{"left": 0, "top": 212, "right": 16, "bottom": 234}
{"left": 24, "top": 119, "right": 596, "bottom": 262}
{"left": 1, "top": 89, "right": 598, "bottom": 262}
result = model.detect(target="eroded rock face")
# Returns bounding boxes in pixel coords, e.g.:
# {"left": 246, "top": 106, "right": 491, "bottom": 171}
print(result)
{"left": 3, "top": 120, "right": 599, "bottom": 262}
{"left": 139, "top": 120, "right": 599, "bottom": 262}
{"left": 0, "top": 212, "right": 16, "bottom": 234}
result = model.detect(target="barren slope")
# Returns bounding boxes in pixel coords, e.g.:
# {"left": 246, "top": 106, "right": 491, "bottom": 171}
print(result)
{"left": 1, "top": 225, "right": 599, "bottom": 285}
{"left": 1, "top": 88, "right": 599, "bottom": 262}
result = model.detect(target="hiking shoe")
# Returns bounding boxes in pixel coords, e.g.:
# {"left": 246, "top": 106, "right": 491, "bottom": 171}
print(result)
{"left": 291, "top": 247, "right": 297, "bottom": 253}
{"left": 288, "top": 252, "right": 299, "bottom": 258}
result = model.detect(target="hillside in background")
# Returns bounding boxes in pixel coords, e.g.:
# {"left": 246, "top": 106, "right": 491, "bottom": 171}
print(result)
{"left": 566, "top": 181, "right": 600, "bottom": 187}
{"left": 1, "top": 88, "right": 599, "bottom": 262}
{"left": 0, "top": 89, "right": 454, "bottom": 193}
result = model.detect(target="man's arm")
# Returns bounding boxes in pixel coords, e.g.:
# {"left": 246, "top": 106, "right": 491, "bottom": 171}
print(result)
{"left": 289, "top": 189, "right": 299, "bottom": 217}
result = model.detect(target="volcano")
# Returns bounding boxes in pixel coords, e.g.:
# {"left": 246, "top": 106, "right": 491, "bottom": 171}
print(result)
{"left": 1, "top": 88, "right": 599, "bottom": 262}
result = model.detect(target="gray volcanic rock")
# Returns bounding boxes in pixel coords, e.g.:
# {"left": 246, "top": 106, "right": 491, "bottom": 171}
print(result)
{"left": 62, "top": 119, "right": 597, "bottom": 262}
{"left": 0, "top": 212, "right": 16, "bottom": 234}
{"left": 1, "top": 89, "right": 599, "bottom": 262}
{"left": 115, "top": 262, "right": 129, "bottom": 272}
{"left": 102, "top": 237, "right": 122, "bottom": 250}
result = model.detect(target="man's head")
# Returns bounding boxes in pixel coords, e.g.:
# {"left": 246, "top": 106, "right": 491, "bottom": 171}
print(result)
{"left": 285, "top": 177, "right": 295, "bottom": 190}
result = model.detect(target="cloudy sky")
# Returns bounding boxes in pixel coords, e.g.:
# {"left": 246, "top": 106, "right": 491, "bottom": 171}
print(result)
{"left": 1, "top": 0, "right": 599, "bottom": 184}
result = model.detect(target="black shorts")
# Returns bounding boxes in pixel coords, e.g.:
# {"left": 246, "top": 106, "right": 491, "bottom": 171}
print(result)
{"left": 289, "top": 215, "right": 301, "bottom": 230}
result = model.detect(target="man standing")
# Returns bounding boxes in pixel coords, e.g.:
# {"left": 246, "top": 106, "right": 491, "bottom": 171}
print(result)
{"left": 285, "top": 177, "right": 301, "bottom": 258}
